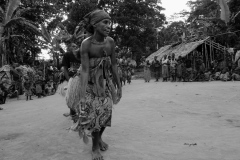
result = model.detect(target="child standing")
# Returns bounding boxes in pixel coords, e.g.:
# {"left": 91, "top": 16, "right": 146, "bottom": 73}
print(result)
{"left": 23, "top": 76, "right": 33, "bottom": 101}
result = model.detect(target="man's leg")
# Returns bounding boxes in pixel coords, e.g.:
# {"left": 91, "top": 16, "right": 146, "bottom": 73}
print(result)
{"left": 70, "top": 108, "right": 78, "bottom": 122}
{"left": 70, "top": 108, "right": 76, "bottom": 115}
{"left": 3, "top": 92, "right": 7, "bottom": 104}
{"left": 92, "top": 131, "right": 103, "bottom": 160}
{"left": 99, "top": 127, "right": 108, "bottom": 151}
{"left": 63, "top": 107, "right": 76, "bottom": 117}
{"left": 16, "top": 90, "right": 19, "bottom": 100}
{"left": 63, "top": 109, "right": 71, "bottom": 117}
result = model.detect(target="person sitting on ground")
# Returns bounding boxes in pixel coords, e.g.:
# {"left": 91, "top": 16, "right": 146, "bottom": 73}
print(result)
{"left": 231, "top": 64, "right": 240, "bottom": 81}
{"left": 232, "top": 71, "right": 240, "bottom": 81}
{"left": 204, "top": 69, "right": 213, "bottom": 81}
{"left": 212, "top": 68, "right": 221, "bottom": 80}
{"left": 219, "top": 67, "right": 230, "bottom": 81}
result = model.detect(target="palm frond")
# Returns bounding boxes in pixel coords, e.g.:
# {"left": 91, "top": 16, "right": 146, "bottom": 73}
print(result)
{"left": 40, "top": 23, "right": 52, "bottom": 43}
{"left": 19, "top": 20, "right": 41, "bottom": 35}
{"left": 4, "top": 17, "right": 25, "bottom": 28}
{"left": 0, "top": 6, "right": 4, "bottom": 14}
{"left": 1, "top": 34, "right": 24, "bottom": 41}
{"left": 5, "top": 0, "right": 21, "bottom": 24}
{"left": 14, "top": 7, "right": 32, "bottom": 18}
{"left": 217, "top": 0, "right": 230, "bottom": 23}
{"left": 232, "top": 11, "right": 240, "bottom": 21}
{"left": 4, "top": 17, "right": 41, "bottom": 36}
{"left": 0, "top": 6, "right": 4, "bottom": 22}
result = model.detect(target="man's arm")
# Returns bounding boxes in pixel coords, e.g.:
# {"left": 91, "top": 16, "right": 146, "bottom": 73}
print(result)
{"left": 62, "top": 54, "right": 70, "bottom": 81}
{"left": 79, "top": 40, "right": 90, "bottom": 103}
{"left": 63, "top": 66, "right": 70, "bottom": 81}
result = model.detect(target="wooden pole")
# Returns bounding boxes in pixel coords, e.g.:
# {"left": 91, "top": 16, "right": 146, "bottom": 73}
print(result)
{"left": 205, "top": 42, "right": 208, "bottom": 69}
{"left": 43, "top": 62, "right": 45, "bottom": 81}
{"left": 210, "top": 40, "right": 212, "bottom": 63}
{"left": 212, "top": 43, "right": 215, "bottom": 61}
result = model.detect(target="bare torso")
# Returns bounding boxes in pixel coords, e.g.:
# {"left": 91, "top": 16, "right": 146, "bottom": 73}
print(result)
{"left": 84, "top": 36, "right": 113, "bottom": 58}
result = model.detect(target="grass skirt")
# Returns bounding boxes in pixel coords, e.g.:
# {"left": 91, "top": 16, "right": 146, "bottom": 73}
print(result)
{"left": 65, "top": 76, "right": 82, "bottom": 112}
{"left": 56, "top": 81, "right": 68, "bottom": 97}
{"left": 56, "top": 76, "right": 82, "bottom": 113}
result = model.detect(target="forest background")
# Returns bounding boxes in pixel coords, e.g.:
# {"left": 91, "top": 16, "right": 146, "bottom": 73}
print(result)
{"left": 0, "top": 0, "right": 240, "bottom": 67}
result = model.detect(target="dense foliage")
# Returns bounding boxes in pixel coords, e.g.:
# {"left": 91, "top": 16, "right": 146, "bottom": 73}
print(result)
{"left": 161, "top": 0, "right": 240, "bottom": 48}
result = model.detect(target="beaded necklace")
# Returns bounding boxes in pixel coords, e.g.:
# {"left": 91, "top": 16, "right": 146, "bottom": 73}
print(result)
{"left": 90, "top": 37, "right": 107, "bottom": 45}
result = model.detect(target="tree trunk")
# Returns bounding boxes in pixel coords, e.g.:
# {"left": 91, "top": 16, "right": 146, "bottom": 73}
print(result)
{"left": 0, "top": 43, "right": 6, "bottom": 67}
{"left": 0, "top": 26, "right": 6, "bottom": 67}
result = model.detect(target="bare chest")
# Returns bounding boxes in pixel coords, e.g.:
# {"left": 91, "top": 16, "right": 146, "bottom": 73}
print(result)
{"left": 88, "top": 43, "right": 112, "bottom": 58}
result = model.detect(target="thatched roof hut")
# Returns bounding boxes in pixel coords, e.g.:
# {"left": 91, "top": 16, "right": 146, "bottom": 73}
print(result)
{"left": 147, "top": 37, "right": 228, "bottom": 64}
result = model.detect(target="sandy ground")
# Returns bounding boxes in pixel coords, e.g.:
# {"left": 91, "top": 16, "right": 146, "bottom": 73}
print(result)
{"left": 0, "top": 80, "right": 240, "bottom": 160}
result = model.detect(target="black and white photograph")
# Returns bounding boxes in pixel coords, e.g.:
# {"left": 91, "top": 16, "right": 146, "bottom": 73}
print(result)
{"left": 1, "top": 0, "right": 240, "bottom": 160}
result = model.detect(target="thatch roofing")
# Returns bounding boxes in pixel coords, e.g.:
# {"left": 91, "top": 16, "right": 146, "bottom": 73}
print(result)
{"left": 147, "top": 37, "right": 209, "bottom": 63}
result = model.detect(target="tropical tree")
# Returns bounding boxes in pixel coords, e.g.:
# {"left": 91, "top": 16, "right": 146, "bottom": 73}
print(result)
{"left": 185, "top": 0, "right": 240, "bottom": 46}
{"left": 158, "top": 21, "right": 188, "bottom": 46}
{"left": 62, "top": 0, "right": 166, "bottom": 62}
{"left": 0, "top": 0, "right": 41, "bottom": 66}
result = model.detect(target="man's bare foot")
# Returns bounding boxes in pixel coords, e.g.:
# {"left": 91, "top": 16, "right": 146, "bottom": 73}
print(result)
{"left": 92, "top": 149, "right": 103, "bottom": 160}
{"left": 99, "top": 139, "right": 108, "bottom": 151}
{"left": 63, "top": 113, "right": 70, "bottom": 117}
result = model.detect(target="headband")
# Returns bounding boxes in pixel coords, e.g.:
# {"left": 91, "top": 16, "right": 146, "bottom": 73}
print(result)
{"left": 84, "top": 9, "right": 111, "bottom": 25}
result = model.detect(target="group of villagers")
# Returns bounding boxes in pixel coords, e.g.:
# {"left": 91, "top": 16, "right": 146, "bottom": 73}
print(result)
{"left": 57, "top": 9, "right": 122, "bottom": 160}
{"left": 23, "top": 74, "right": 56, "bottom": 100}
{"left": 142, "top": 54, "right": 180, "bottom": 82}
{"left": 19, "top": 66, "right": 57, "bottom": 101}
{"left": 117, "top": 56, "right": 135, "bottom": 85}
{"left": 142, "top": 52, "right": 240, "bottom": 82}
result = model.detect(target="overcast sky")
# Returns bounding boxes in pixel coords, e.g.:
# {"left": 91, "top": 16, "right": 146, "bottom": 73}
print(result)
{"left": 161, "top": 0, "right": 190, "bottom": 21}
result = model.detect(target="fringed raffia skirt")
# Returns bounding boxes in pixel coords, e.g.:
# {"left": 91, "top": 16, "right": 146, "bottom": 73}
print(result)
{"left": 65, "top": 76, "right": 82, "bottom": 112}
{"left": 56, "top": 81, "right": 68, "bottom": 97}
